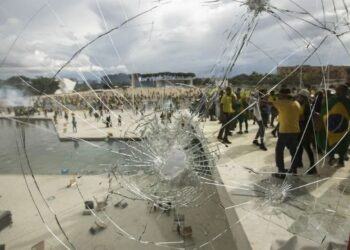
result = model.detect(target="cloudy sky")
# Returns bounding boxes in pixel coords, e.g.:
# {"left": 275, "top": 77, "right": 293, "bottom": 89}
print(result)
{"left": 0, "top": 0, "right": 349, "bottom": 80}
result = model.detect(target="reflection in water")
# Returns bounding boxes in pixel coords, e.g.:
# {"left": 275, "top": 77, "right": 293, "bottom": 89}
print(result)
{"left": 0, "top": 118, "right": 126, "bottom": 175}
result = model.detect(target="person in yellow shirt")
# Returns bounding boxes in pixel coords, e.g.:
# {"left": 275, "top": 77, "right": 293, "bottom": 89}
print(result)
{"left": 218, "top": 87, "right": 235, "bottom": 144}
{"left": 270, "top": 88, "right": 302, "bottom": 178}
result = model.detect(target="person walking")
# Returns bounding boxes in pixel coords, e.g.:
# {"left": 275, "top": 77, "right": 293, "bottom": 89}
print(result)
{"left": 270, "top": 88, "right": 302, "bottom": 178}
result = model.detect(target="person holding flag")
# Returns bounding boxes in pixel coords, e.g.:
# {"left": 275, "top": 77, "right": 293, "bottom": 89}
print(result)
{"left": 318, "top": 84, "right": 350, "bottom": 168}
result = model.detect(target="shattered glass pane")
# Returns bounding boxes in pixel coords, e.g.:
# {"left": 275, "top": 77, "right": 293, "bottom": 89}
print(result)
{"left": 0, "top": 0, "right": 350, "bottom": 249}
{"left": 115, "top": 112, "right": 216, "bottom": 208}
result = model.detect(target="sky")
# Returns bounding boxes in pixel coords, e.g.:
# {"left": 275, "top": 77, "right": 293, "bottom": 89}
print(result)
{"left": 0, "top": 0, "right": 350, "bottom": 80}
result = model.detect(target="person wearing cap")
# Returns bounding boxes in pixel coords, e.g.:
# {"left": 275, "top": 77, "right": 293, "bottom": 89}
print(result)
{"left": 217, "top": 87, "right": 235, "bottom": 144}
{"left": 318, "top": 84, "right": 350, "bottom": 168}
{"left": 270, "top": 88, "right": 302, "bottom": 178}
{"left": 295, "top": 89, "right": 317, "bottom": 174}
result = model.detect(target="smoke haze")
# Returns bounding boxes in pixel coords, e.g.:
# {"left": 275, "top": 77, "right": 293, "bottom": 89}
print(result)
{"left": 0, "top": 86, "right": 32, "bottom": 107}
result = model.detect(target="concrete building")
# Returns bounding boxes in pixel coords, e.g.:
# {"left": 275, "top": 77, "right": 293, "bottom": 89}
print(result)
{"left": 277, "top": 65, "right": 350, "bottom": 85}
{"left": 214, "top": 79, "right": 229, "bottom": 88}
{"left": 136, "top": 73, "right": 195, "bottom": 87}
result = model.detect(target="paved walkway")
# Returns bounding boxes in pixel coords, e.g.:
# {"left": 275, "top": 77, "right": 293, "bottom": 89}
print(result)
{"left": 201, "top": 120, "right": 350, "bottom": 249}
{"left": 0, "top": 174, "right": 241, "bottom": 250}
{"left": 1, "top": 111, "right": 349, "bottom": 249}
{"left": 53, "top": 109, "right": 146, "bottom": 140}
{"left": 1, "top": 109, "right": 156, "bottom": 140}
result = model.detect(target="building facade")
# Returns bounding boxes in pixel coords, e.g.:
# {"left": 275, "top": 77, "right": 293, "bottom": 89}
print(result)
{"left": 277, "top": 65, "right": 350, "bottom": 84}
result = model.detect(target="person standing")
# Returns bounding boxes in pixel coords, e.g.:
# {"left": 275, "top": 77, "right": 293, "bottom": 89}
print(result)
{"left": 94, "top": 112, "right": 100, "bottom": 121}
{"left": 160, "top": 112, "right": 165, "bottom": 124}
{"left": 99, "top": 104, "right": 103, "bottom": 117}
{"left": 105, "top": 115, "right": 112, "bottom": 128}
{"left": 216, "top": 89, "right": 224, "bottom": 121}
{"left": 118, "top": 115, "right": 122, "bottom": 127}
{"left": 64, "top": 111, "right": 69, "bottom": 122}
{"left": 269, "top": 91, "right": 278, "bottom": 127}
{"left": 89, "top": 107, "right": 93, "bottom": 117}
{"left": 230, "top": 90, "right": 239, "bottom": 133}
{"left": 313, "top": 91, "right": 324, "bottom": 114}
{"left": 237, "top": 93, "right": 249, "bottom": 134}
{"left": 250, "top": 91, "right": 267, "bottom": 150}
{"left": 295, "top": 89, "right": 316, "bottom": 174}
{"left": 217, "top": 87, "right": 234, "bottom": 144}
{"left": 318, "top": 84, "right": 350, "bottom": 168}
{"left": 270, "top": 88, "right": 302, "bottom": 178}
{"left": 209, "top": 92, "right": 217, "bottom": 121}
{"left": 72, "top": 113, "right": 77, "bottom": 133}
{"left": 167, "top": 111, "right": 172, "bottom": 123}
{"left": 260, "top": 89, "right": 270, "bottom": 128}
{"left": 270, "top": 91, "right": 279, "bottom": 137}
{"left": 53, "top": 110, "right": 58, "bottom": 124}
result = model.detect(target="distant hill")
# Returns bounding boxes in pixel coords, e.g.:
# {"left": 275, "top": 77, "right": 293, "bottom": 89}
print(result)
{"left": 0, "top": 76, "right": 60, "bottom": 95}
{"left": 0, "top": 76, "right": 32, "bottom": 94}
{"left": 101, "top": 73, "right": 131, "bottom": 87}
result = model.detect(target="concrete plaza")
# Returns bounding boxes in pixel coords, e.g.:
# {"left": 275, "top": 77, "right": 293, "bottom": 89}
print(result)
{"left": 0, "top": 110, "right": 349, "bottom": 249}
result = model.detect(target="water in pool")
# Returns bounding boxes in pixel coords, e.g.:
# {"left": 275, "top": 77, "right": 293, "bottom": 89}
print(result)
{"left": 0, "top": 118, "right": 128, "bottom": 175}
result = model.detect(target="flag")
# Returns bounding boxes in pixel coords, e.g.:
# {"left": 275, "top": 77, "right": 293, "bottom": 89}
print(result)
{"left": 318, "top": 96, "right": 350, "bottom": 155}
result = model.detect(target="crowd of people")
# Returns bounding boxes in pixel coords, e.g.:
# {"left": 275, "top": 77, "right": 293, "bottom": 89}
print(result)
{"left": 214, "top": 84, "right": 350, "bottom": 178}
{"left": 1, "top": 84, "right": 349, "bottom": 179}
{"left": 1, "top": 87, "right": 200, "bottom": 133}
{"left": 36, "top": 88, "right": 200, "bottom": 113}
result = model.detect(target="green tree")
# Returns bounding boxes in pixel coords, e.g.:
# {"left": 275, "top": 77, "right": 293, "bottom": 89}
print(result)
{"left": 6, "top": 75, "right": 31, "bottom": 84}
{"left": 0, "top": 76, "right": 32, "bottom": 93}
{"left": 193, "top": 78, "right": 203, "bottom": 86}
{"left": 31, "top": 77, "right": 59, "bottom": 94}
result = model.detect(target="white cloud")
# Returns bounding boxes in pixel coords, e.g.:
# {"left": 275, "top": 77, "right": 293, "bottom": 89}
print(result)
{"left": 6, "top": 17, "right": 20, "bottom": 25}
{"left": 115, "top": 64, "right": 129, "bottom": 74}
{"left": 0, "top": 0, "right": 349, "bottom": 79}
